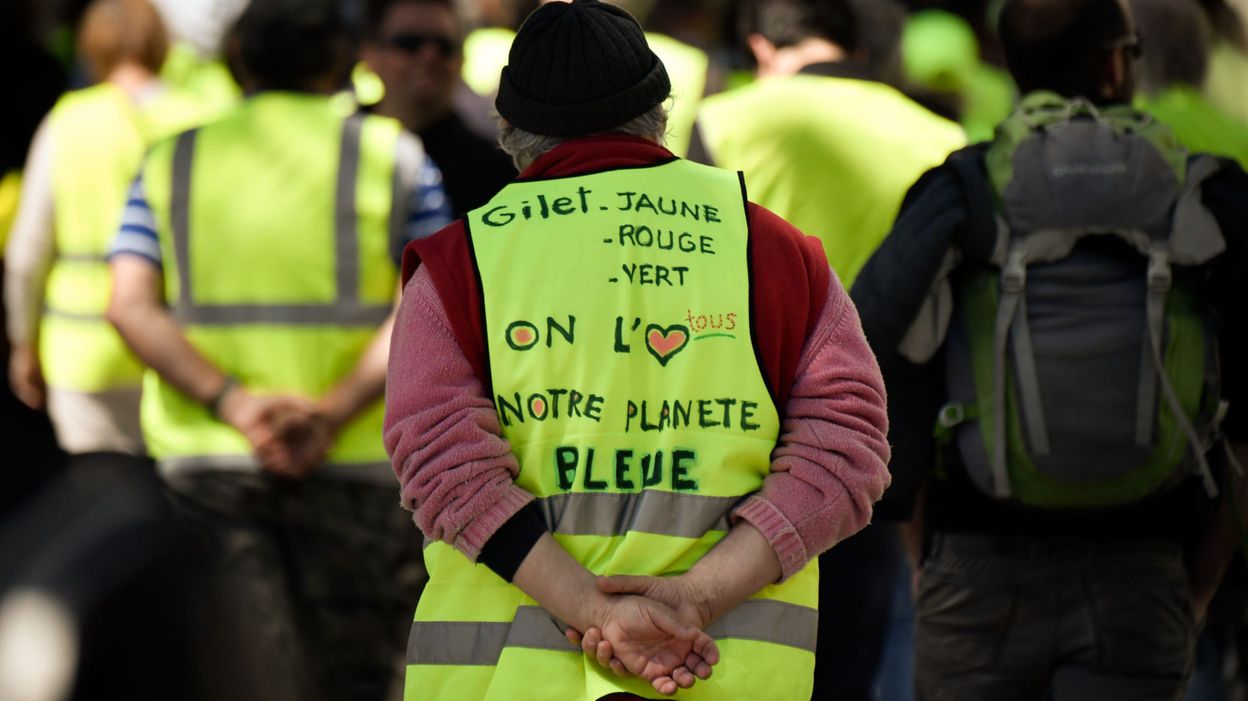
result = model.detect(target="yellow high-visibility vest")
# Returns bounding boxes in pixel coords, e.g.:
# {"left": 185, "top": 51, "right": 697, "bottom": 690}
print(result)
{"left": 42, "top": 83, "right": 205, "bottom": 393}
{"left": 407, "top": 158, "right": 817, "bottom": 700}
{"left": 698, "top": 74, "right": 966, "bottom": 287}
{"left": 138, "top": 92, "right": 402, "bottom": 470}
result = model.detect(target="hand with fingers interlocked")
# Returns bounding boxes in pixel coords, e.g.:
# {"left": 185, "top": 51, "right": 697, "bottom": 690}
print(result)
{"left": 566, "top": 575, "right": 719, "bottom": 696}
{"left": 217, "top": 389, "right": 334, "bottom": 478}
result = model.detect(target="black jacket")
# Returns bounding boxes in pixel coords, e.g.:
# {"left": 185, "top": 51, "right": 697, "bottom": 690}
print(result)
{"left": 851, "top": 144, "right": 1248, "bottom": 539}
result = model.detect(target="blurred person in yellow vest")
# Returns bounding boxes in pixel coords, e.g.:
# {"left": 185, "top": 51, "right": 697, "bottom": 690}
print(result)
{"left": 361, "top": 0, "right": 517, "bottom": 215}
{"left": 690, "top": 0, "right": 966, "bottom": 288}
{"left": 4, "top": 0, "right": 208, "bottom": 460}
{"left": 1199, "top": 0, "right": 1248, "bottom": 124}
{"left": 1131, "top": 0, "right": 1248, "bottom": 169}
{"left": 149, "top": 0, "right": 247, "bottom": 120}
{"left": 901, "top": 9, "right": 1017, "bottom": 143}
{"left": 461, "top": 0, "right": 539, "bottom": 96}
{"left": 106, "top": 0, "right": 451, "bottom": 697}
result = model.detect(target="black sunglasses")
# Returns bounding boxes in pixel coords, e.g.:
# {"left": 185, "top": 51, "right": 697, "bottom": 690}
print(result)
{"left": 383, "top": 32, "right": 459, "bottom": 56}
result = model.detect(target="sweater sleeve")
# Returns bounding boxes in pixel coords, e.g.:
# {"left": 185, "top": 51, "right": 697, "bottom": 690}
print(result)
{"left": 383, "top": 265, "right": 537, "bottom": 562}
{"left": 732, "top": 275, "right": 892, "bottom": 581}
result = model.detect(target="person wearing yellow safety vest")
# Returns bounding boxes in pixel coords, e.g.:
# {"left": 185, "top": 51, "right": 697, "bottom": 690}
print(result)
{"left": 106, "top": 0, "right": 452, "bottom": 698}
{"left": 1129, "top": 0, "right": 1248, "bottom": 170}
{"left": 5, "top": 0, "right": 206, "bottom": 459}
{"left": 384, "top": 1, "right": 891, "bottom": 699}
{"left": 689, "top": 0, "right": 966, "bottom": 289}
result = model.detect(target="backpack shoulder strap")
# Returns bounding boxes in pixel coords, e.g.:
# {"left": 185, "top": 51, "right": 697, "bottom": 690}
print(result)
{"left": 1172, "top": 154, "right": 1229, "bottom": 265}
{"left": 944, "top": 144, "right": 1001, "bottom": 266}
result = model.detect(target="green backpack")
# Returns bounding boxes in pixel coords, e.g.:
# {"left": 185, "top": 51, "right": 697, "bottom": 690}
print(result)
{"left": 939, "top": 92, "right": 1227, "bottom": 509}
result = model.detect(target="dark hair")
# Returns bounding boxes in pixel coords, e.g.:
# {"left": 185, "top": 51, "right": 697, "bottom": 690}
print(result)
{"left": 232, "top": 0, "right": 357, "bottom": 91}
{"left": 1129, "top": 0, "right": 1209, "bottom": 91}
{"left": 364, "top": 0, "right": 456, "bottom": 38}
{"left": 998, "top": 0, "right": 1132, "bottom": 99}
{"left": 739, "top": 0, "right": 859, "bottom": 53}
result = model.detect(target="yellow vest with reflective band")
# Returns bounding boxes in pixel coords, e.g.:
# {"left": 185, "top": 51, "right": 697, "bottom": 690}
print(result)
{"left": 407, "top": 158, "right": 818, "bottom": 701}
{"left": 698, "top": 75, "right": 966, "bottom": 287}
{"left": 42, "top": 84, "right": 206, "bottom": 393}
{"left": 139, "top": 93, "right": 401, "bottom": 469}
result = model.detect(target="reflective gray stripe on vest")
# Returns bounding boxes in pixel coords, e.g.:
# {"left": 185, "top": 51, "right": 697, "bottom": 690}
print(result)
{"left": 42, "top": 307, "right": 104, "bottom": 322}
{"left": 168, "top": 116, "right": 390, "bottom": 327}
{"left": 537, "top": 490, "right": 738, "bottom": 538}
{"left": 407, "top": 600, "right": 817, "bottom": 666}
{"left": 421, "top": 491, "right": 741, "bottom": 549}
{"left": 56, "top": 253, "right": 110, "bottom": 264}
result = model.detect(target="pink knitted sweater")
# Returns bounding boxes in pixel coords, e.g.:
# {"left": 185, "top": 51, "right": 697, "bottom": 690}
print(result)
{"left": 385, "top": 265, "right": 891, "bottom": 579}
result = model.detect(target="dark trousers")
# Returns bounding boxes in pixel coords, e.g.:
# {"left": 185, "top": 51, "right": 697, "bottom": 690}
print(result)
{"left": 915, "top": 533, "right": 1197, "bottom": 701}
{"left": 813, "top": 522, "right": 902, "bottom": 700}
{"left": 164, "top": 470, "right": 426, "bottom": 701}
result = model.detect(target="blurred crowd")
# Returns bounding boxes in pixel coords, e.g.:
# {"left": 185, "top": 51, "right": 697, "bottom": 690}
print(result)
{"left": 1, "top": 0, "right": 1247, "bottom": 699}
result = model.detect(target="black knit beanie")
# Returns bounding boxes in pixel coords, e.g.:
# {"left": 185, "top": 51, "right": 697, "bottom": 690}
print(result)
{"left": 496, "top": 0, "right": 671, "bottom": 137}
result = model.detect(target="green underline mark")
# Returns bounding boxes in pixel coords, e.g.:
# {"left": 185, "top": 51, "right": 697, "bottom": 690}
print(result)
{"left": 694, "top": 333, "right": 736, "bottom": 341}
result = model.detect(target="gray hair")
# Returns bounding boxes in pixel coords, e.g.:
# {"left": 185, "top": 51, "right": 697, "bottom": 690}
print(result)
{"left": 497, "top": 102, "right": 670, "bottom": 171}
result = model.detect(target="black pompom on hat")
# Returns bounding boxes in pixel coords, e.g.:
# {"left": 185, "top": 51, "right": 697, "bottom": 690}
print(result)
{"left": 496, "top": 0, "right": 671, "bottom": 137}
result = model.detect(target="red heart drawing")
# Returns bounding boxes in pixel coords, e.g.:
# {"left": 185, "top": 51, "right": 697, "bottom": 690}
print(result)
{"left": 645, "top": 324, "right": 690, "bottom": 366}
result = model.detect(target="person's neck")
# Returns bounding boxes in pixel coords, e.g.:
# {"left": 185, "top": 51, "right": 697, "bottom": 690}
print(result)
{"left": 106, "top": 63, "right": 158, "bottom": 98}
{"left": 376, "top": 96, "right": 451, "bottom": 134}
{"left": 757, "top": 38, "right": 847, "bottom": 78}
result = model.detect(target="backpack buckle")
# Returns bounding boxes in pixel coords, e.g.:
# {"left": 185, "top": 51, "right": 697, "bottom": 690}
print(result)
{"left": 1147, "top": 248, "right": 1172, "bottom": 292}
{"left": 938, "top": 402, "right": 968, "bottom": 429}
{"left": 1001, "top": 247, "right": 1027, "bottom": 294}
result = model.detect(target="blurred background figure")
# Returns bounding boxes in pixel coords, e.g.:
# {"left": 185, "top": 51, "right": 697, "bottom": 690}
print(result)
{"left": 0, "top": 460, "right": 268, "bottom": 701}
{"left": 1130, "top": 0, "right": 1248, "bottom": 169}
{"left": 1126, "top": 5, "right": 1248, "bottom": 700}
{"left": 1198, "top": 0, "right": 1248, "bottom": 125}
{"left": 460, "top": 0, "right": 538, "bottom": 97}
{"left": 900, "top": 8, "right": 1016, "bottom": 142}
{"left": 4, "top": 0, "right": 208, "bottom": 468}
{"left": 692, "top": 0, "right": 965, "bottom": 286}
{"left": 106, "top": 0, "right": 450, "bottom": 698}
{"left": 362, "top": 0, "right": 516, "bottom": 216}
{"left": 149, "top": 0, "right": 246, "bottom": 121}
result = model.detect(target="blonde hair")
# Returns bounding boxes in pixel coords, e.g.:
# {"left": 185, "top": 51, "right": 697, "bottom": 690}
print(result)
{"left": 78, "top": 0, "right": 169, "bottom": 81}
